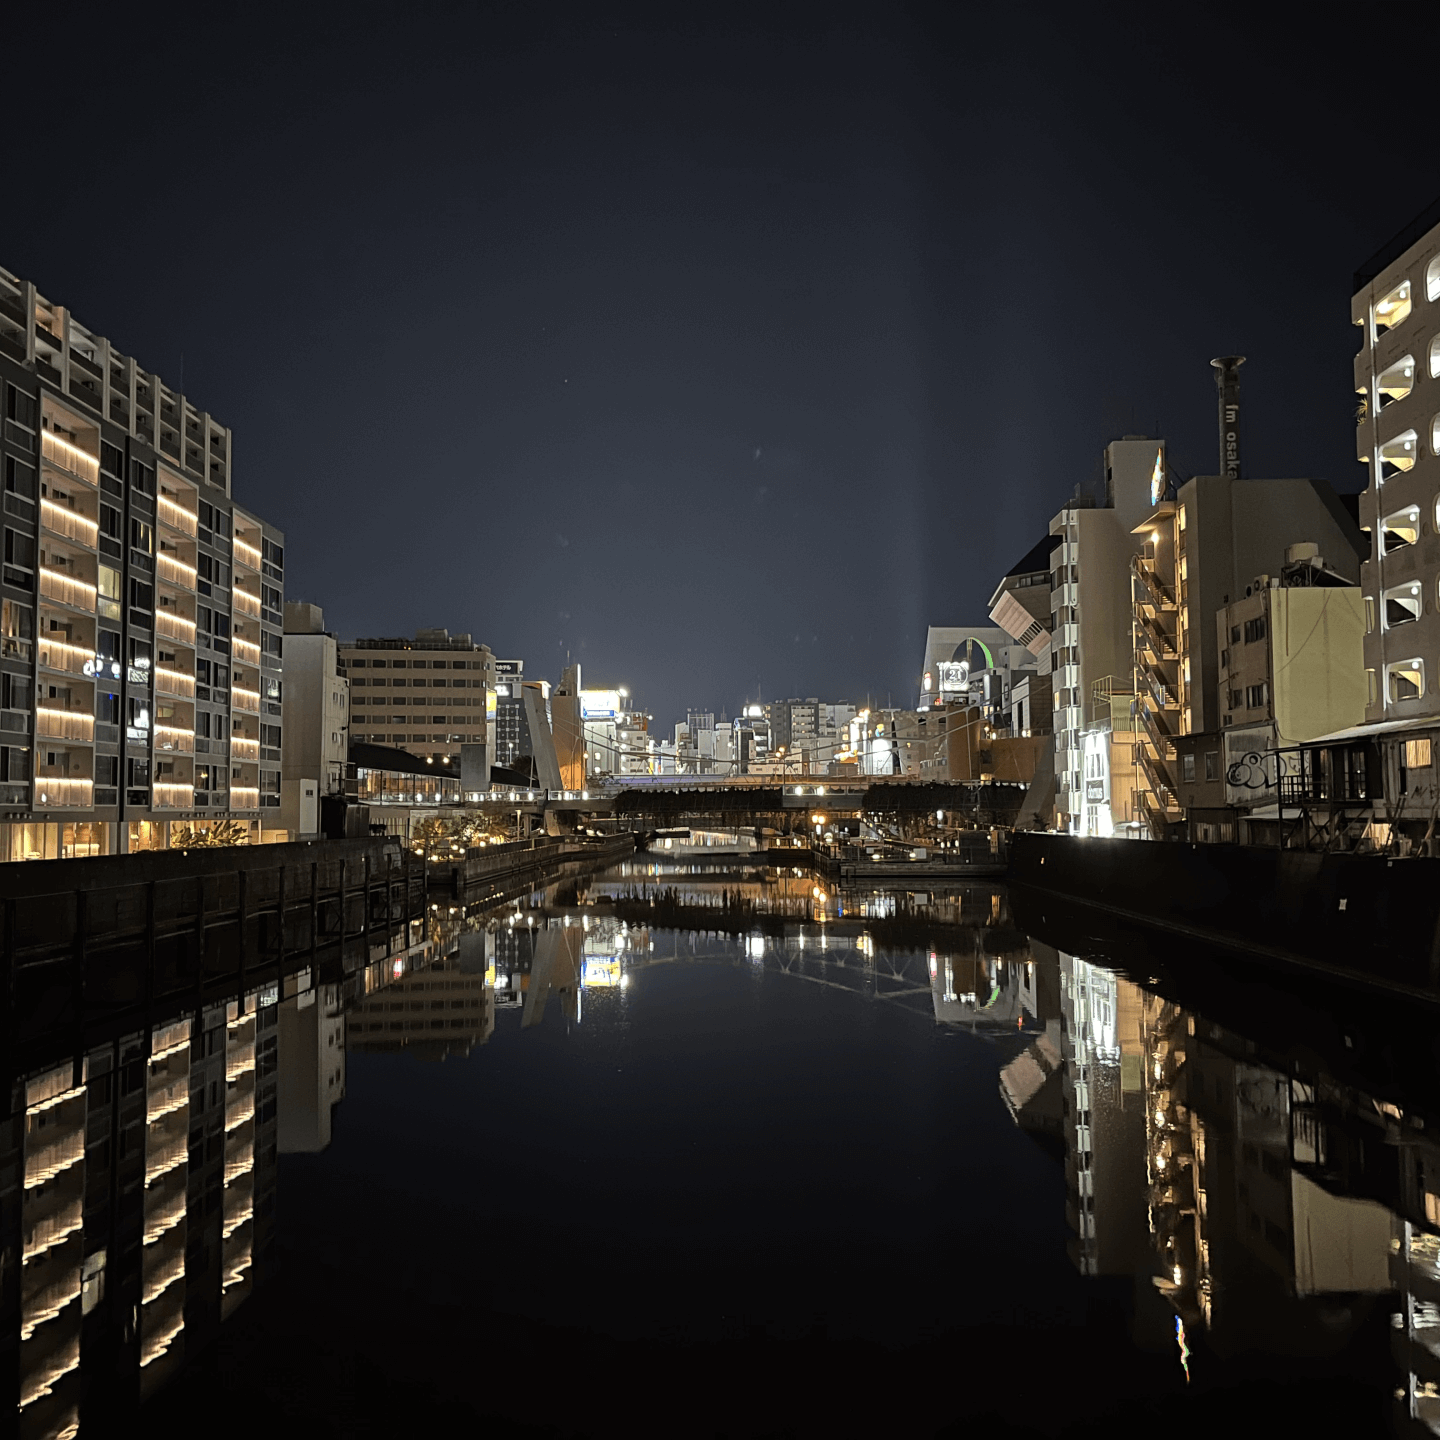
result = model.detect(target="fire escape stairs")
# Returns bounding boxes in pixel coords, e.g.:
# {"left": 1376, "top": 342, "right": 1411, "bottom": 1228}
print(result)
{"left": 1132, "top": 555, "right": 1177, "bottom": 612}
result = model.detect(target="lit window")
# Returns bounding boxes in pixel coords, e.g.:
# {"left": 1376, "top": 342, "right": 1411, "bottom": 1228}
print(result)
{"left": 1429, "top": 256, "right": 1440, "bottom": 303}
{"left": 1383, "top": 581, "right": 1423, "bottom": 627}
{"left": 1434, "top": 414, "right": 1440, "bottom": 456}
{"left": 1387, "top": 657, "right": 1426, "bottom": 704}
{"left": 1406, "top": 737, "right": 1433, "bottom": 768}
{"left": 1430, "top": 334, "right": 1440, "bottom": 379}
{"left": 1377, "top": 354, "right": 1416, "bottom": 407}
{"left": 1365, "top": 595, "right": 1376, "bottom": 633}
{"left": 1379, "top": 431, "right": 1419, "bottom": 479}
{"left": 1367, "top": 668, "right": 1378, "bottom": 706}
{"left": 1375, "top": 279, "right": 1413, "bottom": 335}
{"left": 1383, "top": 506, "right": 1421, "bottom": 551}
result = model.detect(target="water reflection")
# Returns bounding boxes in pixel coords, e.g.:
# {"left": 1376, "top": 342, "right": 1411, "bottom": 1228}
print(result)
{"left": 14, "top": 857, "right": 1440, "bottom": 1433}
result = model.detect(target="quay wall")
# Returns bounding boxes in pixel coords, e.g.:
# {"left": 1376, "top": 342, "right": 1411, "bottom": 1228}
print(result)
{"left": 1009, "top": 832, "right": 1440, "bottom": 998}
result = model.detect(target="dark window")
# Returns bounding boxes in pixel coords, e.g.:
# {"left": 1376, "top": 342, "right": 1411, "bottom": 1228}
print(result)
{"left": 129, "top": 460, "right": 154, "bottom": 495}
{"left": 95, "top": 754, "right": 119, "bottom": 786}
{"left": 262, "top": 631, "right": 281, "bottom": 658}
{"left": 1182, "top": 754, "right": 1196, "bottom": 782}
{"left": 1246, "top": 683, "right": 1268, "bottom": 709}
{"left": 0, "top": 745, "right": 30, "bottom": 781}
{"left": 96, "top": 691, "right": 119, "bottom": 723}
{"left": 196, "top": 658, "right": 211, "bottom": 686}
{"left": 2, "top": 673, "right": 32, "bottom": 710}
{"left": 99, "top": 505, "right": 122, "bottom": 541}
{"left": 129, "top": 579, "right": 153, "bottom": 613}
{"left": 4, "top": 456, "right": 35, "bottom": 498}
{"left": 1243, "top": 616, "right": 1267, "bottom": 644}
{"left": 1204, "top": 751, "right": 1217, "bottom": 781}
{"left": 100, "top": 441, "right": 124, "bottom": 478}
{"left": 130, "top": 518, "right": 153, "bottom": 555}
{"left": 4, "top": 528, "right": 34, "bottom": 573}
{"left": 128, "top": 637, "right": 151, "bottom": 669}
{"left": 261, "top": 723, "right": 282, "bottom": 748}
{"left": 97, "top": 631, "right": 120, "bottom": 665}
{"left": 5, "top": 385, "right": 37, "bottom": 430}
{"left": 127, "top": 757, "right": 151, "bottom": 787}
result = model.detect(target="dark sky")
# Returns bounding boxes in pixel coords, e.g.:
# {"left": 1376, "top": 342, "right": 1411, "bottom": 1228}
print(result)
{"left": 5, "top": 5, "right": 1435, "bottom": 729}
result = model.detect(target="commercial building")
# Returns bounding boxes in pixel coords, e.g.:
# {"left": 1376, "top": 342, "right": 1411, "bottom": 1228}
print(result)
{"left": 0, "top": 261, "right": 286, "bottom": 858}
{"left": 494, "top": 658, "right": 532, "bottom": 769}
{"left": 340, "top": 628, "right": 496, "bottom": 763}
{"left": 279, "top": 602, "right": 349, "bottom": 839}
{"left": 918, "top": 625, "right": 1032, "bottom": 727}
{"left": 988, "top": 535, "right": 1060, "bottom": 738}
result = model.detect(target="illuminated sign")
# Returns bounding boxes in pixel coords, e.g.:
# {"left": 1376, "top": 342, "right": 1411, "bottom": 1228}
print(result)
{"left": 581, "top": 689, "right": 622, "bottom": 720}
{"left": 936, "top": 660, "right": 970, "bottom": 693}
{"left": 486, "top": 688, "right": 497, "bottom": 721}
{"left": 1150, "top": 447, "right": 1165, "bottom": 505}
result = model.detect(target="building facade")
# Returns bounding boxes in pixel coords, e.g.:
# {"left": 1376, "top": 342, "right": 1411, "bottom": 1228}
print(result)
{"left": 340, "top": 628, "right": 495, "bottom": 763}
{"left": 0, "top": 262, "right": 285, "bottom": 858}
{"left": 279, "top": 602, "right": 349, "bottom": 839}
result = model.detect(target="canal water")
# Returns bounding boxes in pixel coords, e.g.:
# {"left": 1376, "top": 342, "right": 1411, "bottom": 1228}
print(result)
{"left": 15, "top": 854, "right": 1429, "bottom": 1436}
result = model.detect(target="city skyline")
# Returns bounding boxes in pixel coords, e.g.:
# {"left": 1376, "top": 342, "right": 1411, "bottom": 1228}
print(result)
{"left": 0, "top": 8, "right": 1416, "bottom": 724}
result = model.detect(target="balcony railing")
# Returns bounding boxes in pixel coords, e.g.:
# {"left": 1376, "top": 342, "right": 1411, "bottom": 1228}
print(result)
{"left": 36, "top": 708, "right": 94, "bottom": 742}
{"left": 33, "top": 777, "right": 93, "bottom": 808}
{"left": 152, "top": 783, "right": 195, "bottom": 810}
{"left": 230, "top": 787, "right": 259, "bottom": 810}
{"left": 233, "top": 636, "right": 260, "bottom": 665}
{"left": 155, "top": 667, "right": 196, "bottom": 698}
{"left": 233, "top": 538, "right": 262, "bottom": 572}
{"left": 230, "top": 736, "right": 260, "bottom": 760}
{"left": 233, "top": 589, "right": 260, "bottom": 618}
{"left": 155, "top": 610, "right": 196, "bottom": 643}
{"left": 37, "top": 638, "right": 92, "bottom": 676}
{"left": 40, "top": 500, "right": 98, "bottom": 547}
{"left": 157, "top": 493, "right": 198, "bottom": 536}
{"left": 154, "top": 725, "right": 195, "bottom": 754}
{"left": 39, "top": 568, "right": 96, "bottom": 612}
{"left": 156, "top": 552, "right": 196, "bottom": 590}
{"left": 40, "top": 432, "right": 99, "bottom": 484}
{"left": 232, "top": 687, "right": 260, "bottom": 713}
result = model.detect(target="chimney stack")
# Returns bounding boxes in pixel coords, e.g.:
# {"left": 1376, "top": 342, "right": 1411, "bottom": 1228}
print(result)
{"left": 1211, "top": 355, "right": 1245, "bottom": 479}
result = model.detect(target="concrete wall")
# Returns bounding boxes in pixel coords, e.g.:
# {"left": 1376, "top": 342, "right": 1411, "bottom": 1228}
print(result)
{"left": 1272, "top": 587, "right": 1366, "bottom": 744}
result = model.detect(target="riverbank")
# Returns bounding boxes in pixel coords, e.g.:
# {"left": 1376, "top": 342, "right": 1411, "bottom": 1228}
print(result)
{"left": 1009, "top": 831, "right": 1440, "bottom": 1001}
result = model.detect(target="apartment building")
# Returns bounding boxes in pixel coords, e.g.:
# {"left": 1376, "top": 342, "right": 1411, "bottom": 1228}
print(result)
{"left": 0, "top": 262, "right": 285, "bottom": 859}
{"left": 1050, "top": 438, "right": 1159, "bottom": 833}
{"left": 1127, "top": 466, "right": 1362, "bottom": 836}
{"left": 340, "top": 627, "right": 496, "bottom": 763}
{"left": 280, "top": 602, "right": 350, "bottom": 838}
{"left": 1353, "top": 200, "right": 1440, "bottom": 723}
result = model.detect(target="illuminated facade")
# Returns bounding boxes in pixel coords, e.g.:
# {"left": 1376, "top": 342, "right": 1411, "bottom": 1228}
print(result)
{"left": 0, "top": 262, "right": 285, "bottom": 859}
{"left": 340, "top": 628, "right": 496, "bottom": 763}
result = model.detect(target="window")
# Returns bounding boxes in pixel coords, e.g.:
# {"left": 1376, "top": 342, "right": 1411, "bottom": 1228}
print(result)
{"left": 4, "top": 528, "right": 34, "bottom": 581}
{"left": 6, "top": 384, "right": 36, "bottom": 430}
{"left": 1382, "top": 506, "right": 1421, "bottom": 552}
{"left": 1243, "top": 616, "right": 1267, "bottom": 644}
{"left": 1387, "top": 658, "right": 1426, "bottom": 703}
{"left": 100, "top": 441, "right": 124, "bottom": 478}
{"left": 1429, "top": 257, "right": 1440, "bottom": 303}
{"left": 1182, "top": 754, "right": 1196, "bottom": 783}
{"left": 97, "top": 566, "right": 121, "bottom": 621}
{"left": 1375, "top": 278, "right": 1413, "bottom": 335}
{"left": 129, "top": 459, "right": 153, "bottom": 495}
{"left": 1368, "top": 668, "right": 1378, "bottom": 706}
{"left": 99, "top": 505, "right": 121, "bottom": 542}
{"left": 1379, "top": 430, "right": 1419, "bottom": 479}
{"left": 1384, "top": 581, "right": 1423, "bottom": 626}
{"left": 1204, "top": 751, "right": 1217, "bottom": 781}
{"left": 1229, "top": 624, "right": 1241, "bottom": 644}
{"left": 1228, "top": 688, "right": 1243, "bottom": 711}
{"left": 130, "top": 518, "right": 153, "bottom": 555}
{"left": 1246, "top": 683, "right": 1268, "bottom": 709}
{"left": 4, "top": 456, "right": 35, "bottom": 499}
{"left": 1378, "top": 354, "right": 1416, "bottom": 408}
{"left": 1, "top": 673, "right": 31, "bottom": 710}
{"left": 1365, "top": 595, "right": 1376, "bottom": 633}
{"left": 1407, "top": 737, "right": 1433, "bottom": 768}
{"left": 128, "top": 578, "right": 152, "bottom": 614}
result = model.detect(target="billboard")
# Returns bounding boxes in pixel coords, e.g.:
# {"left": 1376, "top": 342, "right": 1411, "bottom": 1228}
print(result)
{"left": 581, "top": 689, "right": 622, "bottom": 720}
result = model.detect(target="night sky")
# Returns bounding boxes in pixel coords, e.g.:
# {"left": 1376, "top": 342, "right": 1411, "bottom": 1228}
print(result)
{"left": 5, "top": 6, "right": 1436, "bottom": 728}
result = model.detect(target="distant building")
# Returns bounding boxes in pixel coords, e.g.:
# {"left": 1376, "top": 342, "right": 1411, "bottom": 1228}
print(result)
{"left": 494, "top": 658, "right": 532, "bottom": 769}
{"left": 918, "top": 625, "right": 1030, "bottom": 726}
{"left": 340, "top": 628, "right": 495, "bottom": 763}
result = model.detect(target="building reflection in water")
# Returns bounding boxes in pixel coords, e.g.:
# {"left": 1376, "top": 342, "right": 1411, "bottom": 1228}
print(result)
{"left": 13, "top": 983, "right": 280, "bottom": 1439}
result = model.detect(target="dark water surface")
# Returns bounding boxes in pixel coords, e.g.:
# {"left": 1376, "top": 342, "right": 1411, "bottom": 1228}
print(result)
{"left": 19, "top": 857, "right": 1427, "bottom": 1436}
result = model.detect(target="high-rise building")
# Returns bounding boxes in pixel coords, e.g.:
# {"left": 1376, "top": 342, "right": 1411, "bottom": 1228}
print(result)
{"left": 0, "top": 261, "right": 285, "bottom": 858}
{"left": 340, "top": 628, "right": 495, "bottom": 763}
{"left": 494, "top": 658, "right": 531, "bottom": 768}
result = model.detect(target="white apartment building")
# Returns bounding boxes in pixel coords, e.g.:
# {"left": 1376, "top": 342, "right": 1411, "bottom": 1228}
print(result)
{"left": 1050, "top": 438, "right": 1160, "bottom": 832}
{"left": 280, "top": 602, "right": 349, "bottom": 838}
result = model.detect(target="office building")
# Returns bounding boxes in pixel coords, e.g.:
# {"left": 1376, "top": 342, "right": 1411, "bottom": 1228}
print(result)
{"left": 988, "top": 535, "right": 1060, "bottom": 737}
{"left": 340, "top": 628, "right": 496, "bottom": 763}
{"left": 279, "top": 602, "right": 349, "bottom": 839}
{"left": 0, "top": 261, "right": 286, "bottom": 859}
{"left": 494, "top": 658, "right": 532, "bottom": 769}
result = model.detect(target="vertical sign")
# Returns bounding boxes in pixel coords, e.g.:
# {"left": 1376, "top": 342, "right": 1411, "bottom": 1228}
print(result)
{"left": 1211, "top": 355, "right": 1245, "bottom": 479}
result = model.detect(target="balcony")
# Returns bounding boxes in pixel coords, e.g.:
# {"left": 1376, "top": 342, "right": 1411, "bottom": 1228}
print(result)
{"left": 232, "top": 687, "right": 260, "bottom": 714}
{"left": 40, "top": 432, "right": 98, "bottom": 484}
{"left": 155, "top": 667, "right": 196, "bottom": 699}
{"left": 33, "top": 777, "right": 93, "bottom": 808}
{"left": 157, "top": 493, "right": 198, "bottom": 536}
{"left": 156, "top": 552, "right": 196, "bottom": 591}
{"left": 36, "top": 709, "right": 94, "bottom": 743}
{"left": 37, "top": 638, "right": 93, "bottom": 676}
{"left": 39, "top": 568, "right": 96, "bottom": 612}
{"left": 230, "top": 787, "right": 259, "bottom": 810}
{"left": 154, "top": 725, "right": 194, "bottom": 754}
{"left": 233, "top": 636, "right": 260, "bottom": 665}
{"left": 152, "top": 783, "right": 195, "bottom": 810}
{"left": 233, "top": 537, "right": 262, "bottom": 572}
{"left": 233, "top": 588, "right": 260, "bottom": 618}
{"left": 40, "top": 500, "right": 97, "bottom": 547}
{"left": 230, "top": 736, "right": 259, "bottom": 761}
{"left": 155, "top": 610, "right": 196, "bottom": 644}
